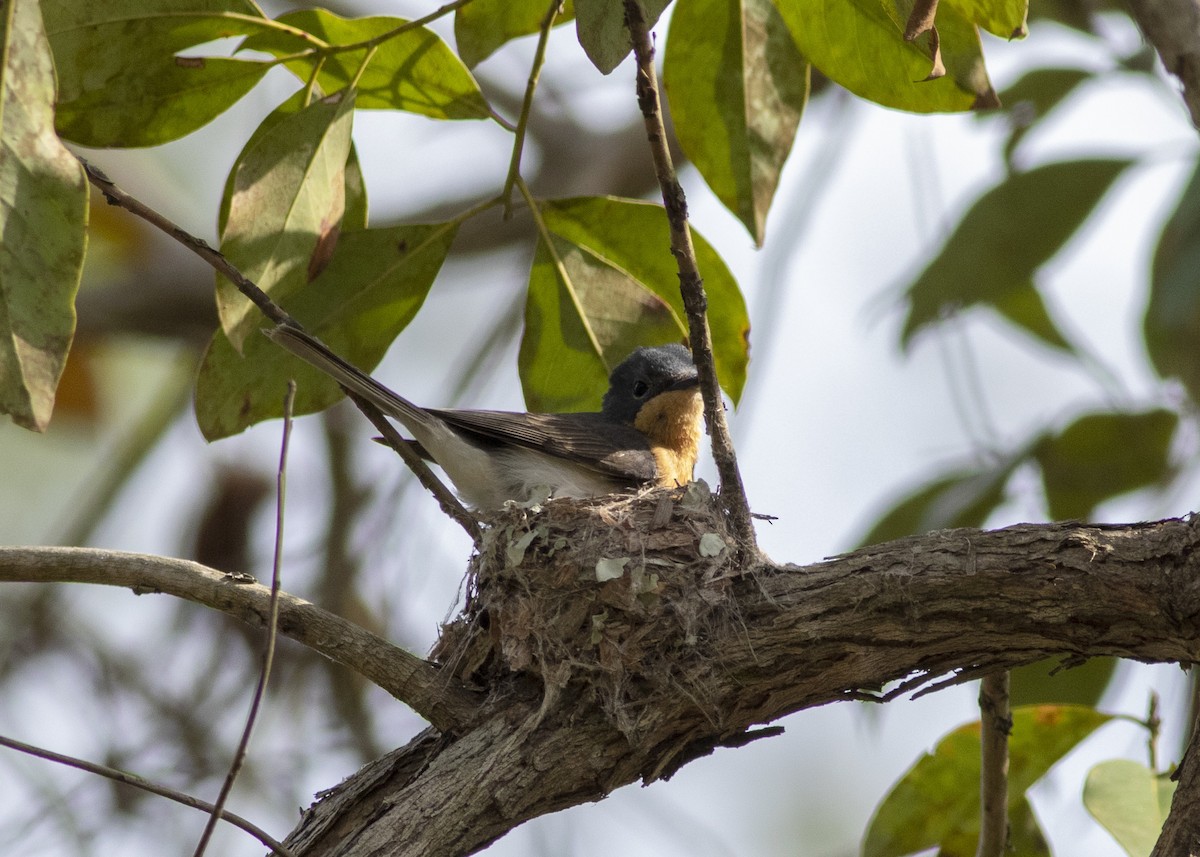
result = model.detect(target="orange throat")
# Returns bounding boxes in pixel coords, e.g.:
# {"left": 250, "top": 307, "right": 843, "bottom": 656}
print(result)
{"left": 633, "top": 389, "right": 705, "bottom": 488}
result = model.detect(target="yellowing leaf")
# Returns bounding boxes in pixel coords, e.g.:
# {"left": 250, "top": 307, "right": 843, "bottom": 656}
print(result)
{"left": 0, "top": 0, "right": 88, "bottom": 431}
{"left": 218, "top": 89, "right": 369, "bottom": 236}
{"left": 945, "top": 0, "right": 1029, "bottom": 38}
{"left": 665, "top": 0, "right": 809, "bottom": 244}
{"left": 241, "top": 9, "right": 490, "bottom": 119}
{"left": 1084, "top": 760, "right": 1175, "bottom": 857}
{"left": 864, "top": 705, "right": 1111, "bottom": 857}
{"left": 455, "top": 0, "right": 576, "bottom": 68}
{"left": 216, "top": 90, "right": 356, "bottom": 351}
{"left": 773, "top": 0, "right": 997, "bottom": 112}
{"left": 42, "top": 0, "right": 272, "bottom": 146}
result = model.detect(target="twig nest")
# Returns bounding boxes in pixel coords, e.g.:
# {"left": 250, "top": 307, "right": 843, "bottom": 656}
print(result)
{"left": 433, "top": 482, "right": 745, "bottom": 734}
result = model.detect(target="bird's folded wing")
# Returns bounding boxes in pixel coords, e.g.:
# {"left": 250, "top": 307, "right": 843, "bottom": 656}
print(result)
{"left": 427, "top": 409, "right": 659, "bottom": 483}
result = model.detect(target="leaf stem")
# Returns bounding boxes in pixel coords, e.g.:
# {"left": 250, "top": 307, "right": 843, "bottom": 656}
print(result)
{"left": 502, "top": 0, "right": 562, "bottom": 217}
{"left": 514, "top": 177, "right": 608, "bottom": 366}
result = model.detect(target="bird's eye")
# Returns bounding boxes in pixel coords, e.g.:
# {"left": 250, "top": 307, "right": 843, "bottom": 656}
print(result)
{"left": 632, "top": 380, "right": 650, "bottom": 398}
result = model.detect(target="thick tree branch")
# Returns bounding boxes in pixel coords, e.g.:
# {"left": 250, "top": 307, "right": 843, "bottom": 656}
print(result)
{"left": 1155, "top": 696, "right": 1200, "bottom": 854}
{"left": 0, "top": 547, "right": 480, "bottom": 732}
{"left": 622, "top": 1, "right": 756, "bottom": 550}
{"left": 278, "top": 510, "right": 1200, "bottom": 857}
{"left": 1127, "top": 0, "right": 1200, "bottom": 127}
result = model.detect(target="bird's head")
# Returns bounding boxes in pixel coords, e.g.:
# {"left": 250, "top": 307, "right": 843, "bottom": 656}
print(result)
{"left": 601, "top": 344, "right": 700, "bottom": 425}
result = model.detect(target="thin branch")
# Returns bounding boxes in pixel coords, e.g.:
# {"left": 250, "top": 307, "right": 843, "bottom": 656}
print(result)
{"left": 81, "top": 160, "right": 293, "bottom": 328}
{"left": 502, "top": 0, "right": 562, "bottom": 216}
{"left": 622, "top": 0, "right": 757, "bottom": 551}
{"left": 0, "top": 733, "right": 294, "bottom": 857}
{"left": 346, "top": 391, "right": 484, "bottom": 547}
{"left": 81, "top": 159, "right": 485, "bottom": 545}
{"left": 975, "top": 671, "right": 1011, "bottom": 857}
{"left": 0, "top": 547, "right": 481, "bottom": 732}
{"left": 193, "top": 382, "right": 295, "bottom": 857}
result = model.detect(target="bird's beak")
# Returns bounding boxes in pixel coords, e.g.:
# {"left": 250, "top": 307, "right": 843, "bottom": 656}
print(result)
{"left": 666, "top": 374, "right": 701, "bottom": 393}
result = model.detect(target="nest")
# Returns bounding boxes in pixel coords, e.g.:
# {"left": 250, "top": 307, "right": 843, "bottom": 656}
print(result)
{"left": 432, "top": 482, "right": 747, "bottom": 737}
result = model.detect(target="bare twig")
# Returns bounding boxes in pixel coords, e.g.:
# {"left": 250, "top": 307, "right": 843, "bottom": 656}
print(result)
{"left": 502, "top": 0, "right": 562, "bottom": 216}
{"left": 0, "top": 733, "right": 293, "bottom": 857}
{"left": 976, "top": 671, "right": 1011, "bottom": 857}
{"left": 347, "top": 391, "right": 484, "bottom": 547}
{"left": 622, "top": 0, "right": 757, "bottom": 551}
{"left": 80, "top": 158, "right": 483, "bottom": 543}
{"left": 0, "top": 546, "right": 481, "bottom": 732}
{"left": 193, "top": 382, "right": 295, "bottom": 857}
{"left": 81, "top": 160, "right": 292, "bottom": 327}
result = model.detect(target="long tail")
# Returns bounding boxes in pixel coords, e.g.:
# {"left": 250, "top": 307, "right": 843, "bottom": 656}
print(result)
{"left": 263, "top": 324, "right": 433, "bottom": 431}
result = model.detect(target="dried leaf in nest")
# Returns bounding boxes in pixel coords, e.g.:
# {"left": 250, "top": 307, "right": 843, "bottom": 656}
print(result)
{"left": 432, "top": 482, "right": 747, "bottom": 739}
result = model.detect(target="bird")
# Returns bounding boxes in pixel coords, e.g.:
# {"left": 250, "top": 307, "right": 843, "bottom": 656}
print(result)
{"left": 264, "top": 324, "right": 704, "bottom": 510}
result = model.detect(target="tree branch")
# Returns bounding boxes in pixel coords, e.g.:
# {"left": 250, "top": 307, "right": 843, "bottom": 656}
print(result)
{"left": 976, "top": 671, "right": 1011, "bottom": 857}
{"left": 622, "top": 1, "right": 757, "bottom": 551}
{"left": 1126, "top": 0, "right": 1200, "bottom": 128}
{"left": 0, "top": 733, "right": 293, "bottom": 856}
{"left": 1155, "top": 690, "right": 1200, "bottom": 854}
{"left": 278, "top": 511, "right": 1200, "bottom": 856}
{"left": 81, "top": 158, "right": 483, "bottom": 543}
{"left": 0, "top": 546, "right": 480, "bottom": 732}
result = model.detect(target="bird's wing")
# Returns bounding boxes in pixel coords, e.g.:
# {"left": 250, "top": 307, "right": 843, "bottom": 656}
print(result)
{"left": 427, "top": 409, "right": 659, "bottom": 483}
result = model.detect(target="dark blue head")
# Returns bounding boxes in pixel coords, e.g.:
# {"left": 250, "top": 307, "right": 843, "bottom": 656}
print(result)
{"left": 601, "top": 344, "right": 699, "bottom": 423}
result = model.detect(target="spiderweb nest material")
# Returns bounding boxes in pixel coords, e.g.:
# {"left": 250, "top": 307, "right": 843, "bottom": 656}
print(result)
{"left": 433, "top": 481, "right": 747, "bottom": 740}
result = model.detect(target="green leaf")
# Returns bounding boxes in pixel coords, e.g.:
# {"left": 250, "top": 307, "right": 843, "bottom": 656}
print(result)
{"left": 216, "top": 90, "right": 357, "bottom": 351}
{"left": 998, "top": 67, "right": 1091, "bottom": 119}
{"left": 0, "top": 0, "right": 88, "bottom": 431}
{"left": 993, "top": 68, "right": 1092, "bottom": 162}
{"left": 520, "top": 196, "right": 749, "bottom": 412}
{"left": 196, "top": 222, "right": 458, "bottom": 440}
{"left": 1033, "top": 409, "right": 1177, "bottom": 521}
{"left": 42, "top": 0, "right": 272, "bottom": 147}
{"left": 902, "top": 159, "right": 1132, "bottom": 349}
{"left": 218, "top": 89, "right": 368, "bottom": 236}
{"left": 1146, "top": 160, "right": 1200, "bottom": 407}
{"left": 857, "top": 460, "right": 1018, "bottom": 546}
{"left": 990, "top": 283, "right": 1074, "bottom": 352}
{"left": 864, "top": 705, "right": 1112, "bottom": 857}
{"left": 664, "top": 0, "right": 809, "bottom": 245}
{"left": 1010, "top": 657, "right": 1118, "bottom": 707}
{"left": 1084, "top": 759, "right": 1174, "bottom": 857}
{"left": 455, "top": 0, "right": 575, "bottom": 68}
{"left": 945, "top": 0, "right": 1028, "bottom": 38}
{"left": 240, "top": 9, "right": 490, "bottom": 119}
{"left": 773, "top": 0, "right": 997, "bottom": 113}
{"left": 574, "top": 0, "right": 670, "bottom": 74}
